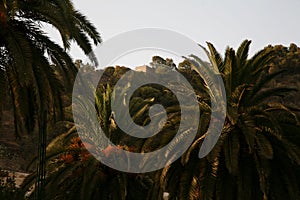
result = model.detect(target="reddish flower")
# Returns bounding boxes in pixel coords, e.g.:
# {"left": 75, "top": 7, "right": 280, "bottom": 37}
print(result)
{"left": 126, "top": 146, "right": 137, "bottom": 152}
{"left": 69, "top": 143, "right": 80, "bottom": 149}
{"left": 102, "top": 145, "right": 123, "bottom": 157}
{"left": 70, "top": 137, "right": 81, "bottom": 144}
{"left": 80, "top": 151, "right": 91, "bottom": 162}
{"left": 61, "top": 154, "right": 74, "bottom": 164}
{"left": 102, "top": 145, "right": 115, "bottom": 157}
{"left": 82, "top": 141, "right": 94, "bottom": 151}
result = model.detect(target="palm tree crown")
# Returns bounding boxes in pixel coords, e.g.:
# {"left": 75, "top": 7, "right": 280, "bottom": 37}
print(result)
{"left": 153, "top": 40, "right": 300, "bottom": 200}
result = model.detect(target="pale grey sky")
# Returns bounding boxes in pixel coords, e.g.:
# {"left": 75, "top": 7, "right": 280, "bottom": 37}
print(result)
{"left": 48, "top": 0, "right": 300, "bottom": 67}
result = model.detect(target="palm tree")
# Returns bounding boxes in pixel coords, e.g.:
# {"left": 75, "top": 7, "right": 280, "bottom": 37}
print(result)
{"left": 0, "top": 0, "right": 101, "bottom": 135}
{"left": 152, "top": 40, "right": 300, "bottom": 200}
{"left": 0, "top": 0, "right": 101, "bottom": 198}
{"left": 22, "top": 78, "right": 154, "bottom": 200}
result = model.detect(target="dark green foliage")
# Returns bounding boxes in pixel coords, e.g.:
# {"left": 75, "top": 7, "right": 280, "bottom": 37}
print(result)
{"left": 21, "top": 42, "right": 300, "bottom": 199}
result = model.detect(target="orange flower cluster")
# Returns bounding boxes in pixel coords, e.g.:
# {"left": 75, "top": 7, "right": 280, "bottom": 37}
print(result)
{"left": 102, "top": 145, "right": 122, "bottom": 157}
{"left": 101, "top": 145, "right": 138, "bottom": 157}
{"left": 60, "top": 136, "right": 93, "bottom": 163}
{"left": 60, "top": 154, "right": 74, "bottom": 164}
{"left": 60, "top": 136, "right": 140, "bottom": 163}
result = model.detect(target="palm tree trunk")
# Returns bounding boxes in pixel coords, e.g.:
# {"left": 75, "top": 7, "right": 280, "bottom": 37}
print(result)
{"left": 35, "top": 109, "right": 47, "bottom": 199}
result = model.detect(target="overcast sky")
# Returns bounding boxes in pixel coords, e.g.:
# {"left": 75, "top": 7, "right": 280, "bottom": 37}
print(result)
{"left": 49, "top": 0, "right": 300, "bottom": 67}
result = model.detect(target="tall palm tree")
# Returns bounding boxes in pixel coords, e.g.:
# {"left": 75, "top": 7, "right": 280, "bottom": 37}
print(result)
{"left": 0, "top": 0, "right": 101, "bottom": 198}
{"left": 152, "top": 40, "right": 300, "bottom": 200}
